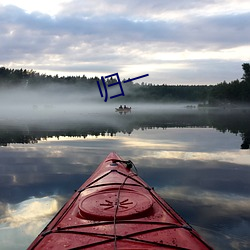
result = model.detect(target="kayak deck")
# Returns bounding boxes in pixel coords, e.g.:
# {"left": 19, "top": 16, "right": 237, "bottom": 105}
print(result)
{"left": 28, "top": 152, "right": 213, "bottom": 249}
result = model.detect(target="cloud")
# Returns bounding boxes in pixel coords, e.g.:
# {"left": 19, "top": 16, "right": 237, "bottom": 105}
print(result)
{"left": 0, "top": 1, "right": 250, "bottom": 83}
{"left": 58, "top": 0, "right": 244, "bottom": 19}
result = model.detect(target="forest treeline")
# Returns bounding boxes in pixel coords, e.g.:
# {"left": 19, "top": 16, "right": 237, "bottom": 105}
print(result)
{"left": 0, "top": 63, "right": 249, "bottom": 104}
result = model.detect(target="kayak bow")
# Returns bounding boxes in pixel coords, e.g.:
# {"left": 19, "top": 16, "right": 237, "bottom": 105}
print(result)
{"left": 28, "top": 152, "right": 213, "bottom": 249}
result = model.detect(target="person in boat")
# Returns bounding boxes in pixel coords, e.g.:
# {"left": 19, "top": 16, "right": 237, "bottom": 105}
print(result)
{"left": 124, "top": 105, "right": 127, "bottom": 109}
{"left": 119, "top": 105, "right": 123, "bottom": 109}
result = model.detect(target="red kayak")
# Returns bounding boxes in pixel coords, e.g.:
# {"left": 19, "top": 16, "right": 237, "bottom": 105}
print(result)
{"left": 28, "top": 152, "right": 213, "bottom": 249}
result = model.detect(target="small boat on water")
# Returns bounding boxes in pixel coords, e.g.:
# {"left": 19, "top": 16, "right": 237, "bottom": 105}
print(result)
{"left": 115, "top": 106, "right": 131, "bottom": 113}
{"left": 28, "top": 152, "right": 213, "bottom": 249}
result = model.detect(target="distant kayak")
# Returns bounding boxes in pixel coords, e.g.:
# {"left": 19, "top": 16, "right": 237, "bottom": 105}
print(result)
{"left": 28, "top": 152, "right": 213, "bottom": 249}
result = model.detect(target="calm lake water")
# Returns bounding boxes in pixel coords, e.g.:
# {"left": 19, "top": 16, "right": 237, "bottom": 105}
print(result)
{"left": 0, "top": 104, "right": 250, "bottom": 249}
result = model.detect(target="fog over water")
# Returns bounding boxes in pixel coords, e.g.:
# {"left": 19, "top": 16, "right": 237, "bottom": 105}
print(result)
{"left": 0, "top": 84, "right": 199, "bottom": 125}
{"left": 0, "top": 85, "right": 109, "bottom": 120}
{"left": 1, "top": 84, "right": 250, "bottom": 150}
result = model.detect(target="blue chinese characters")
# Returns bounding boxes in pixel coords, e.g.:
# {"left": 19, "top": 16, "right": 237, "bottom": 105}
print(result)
{"left": 97, "top": 73, "right": 148, "bottom": 102}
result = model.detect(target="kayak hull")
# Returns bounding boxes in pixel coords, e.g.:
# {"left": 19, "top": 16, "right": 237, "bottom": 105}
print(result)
{"left": 28, "top": 152, "right": 213, "bottom": 249}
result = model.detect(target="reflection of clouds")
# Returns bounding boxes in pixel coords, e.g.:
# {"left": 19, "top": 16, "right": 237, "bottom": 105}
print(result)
{"left": 121, "top": 138, "right": 185, "bottom": 150}
{"left": 118, "top": 129, "right": 189, "bottom": 151}
{"left": 0, "top": 196, "right": 59, "bottom": 230}
{"left": 194, "top": 223, "right": 250, "bottom": 250}
{"left": 0, "top": 196, "right": 61, "bottom": 250}
{"left": 4, "top": 128, "right": 246, "bottom": 170}
{"left": 157, "top": 186, "right": 250, "bottom": 249}
{"left": 0, "top": 202, "right": 7, "bottom": 218}
{"left": 154, "top": 150, "right": 250, "bottom": 166}
{"left": 157, "top": 186, "right": 250, "bottom": 216}
{"left": 118, "top": 127, "right": 243, "bottom": 152}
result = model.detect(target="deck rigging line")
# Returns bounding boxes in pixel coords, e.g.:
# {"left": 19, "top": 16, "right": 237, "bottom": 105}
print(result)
{"left": 112, "top": 159, "right": 138, "bottom": 249}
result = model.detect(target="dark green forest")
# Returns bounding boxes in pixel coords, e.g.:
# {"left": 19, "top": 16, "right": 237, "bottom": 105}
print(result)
{"left": 0, "top": 63, "right": 250, "bottom": 104}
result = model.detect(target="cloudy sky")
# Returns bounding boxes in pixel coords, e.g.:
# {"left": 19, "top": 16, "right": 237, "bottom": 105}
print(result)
{"left": 0, "top": 0, "right": 250, "bottom": 84}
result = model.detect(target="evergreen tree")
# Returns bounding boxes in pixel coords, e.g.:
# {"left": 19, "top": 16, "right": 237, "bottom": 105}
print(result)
{"left": 242, "top": 63, "right": 250, "bottom": 83}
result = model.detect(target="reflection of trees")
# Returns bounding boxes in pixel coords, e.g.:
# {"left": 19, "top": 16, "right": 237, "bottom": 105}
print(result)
{"left": 0, "top": 109, "right": 250, "bottom": 149}
{"left": 0, "top": 131, "right": 38, "bottom": 146}
{"left": 201, "top": 109, "right": 250, "bottom": 149}
{"left": 241, "top": 133, "right": 250, "bottom": 149}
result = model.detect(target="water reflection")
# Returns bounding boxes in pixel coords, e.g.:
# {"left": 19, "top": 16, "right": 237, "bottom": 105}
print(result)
{"left": 0, "top": 196, "right": 62, "bottom": 250}
{"left": 0, "top": 107, "right": 250, "bottom": 149}
{"left": 0, "top": 109, "right": 250, "bottom": 249}
{"left": 0, "top": 196, "right": 59, "bottom": 228}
